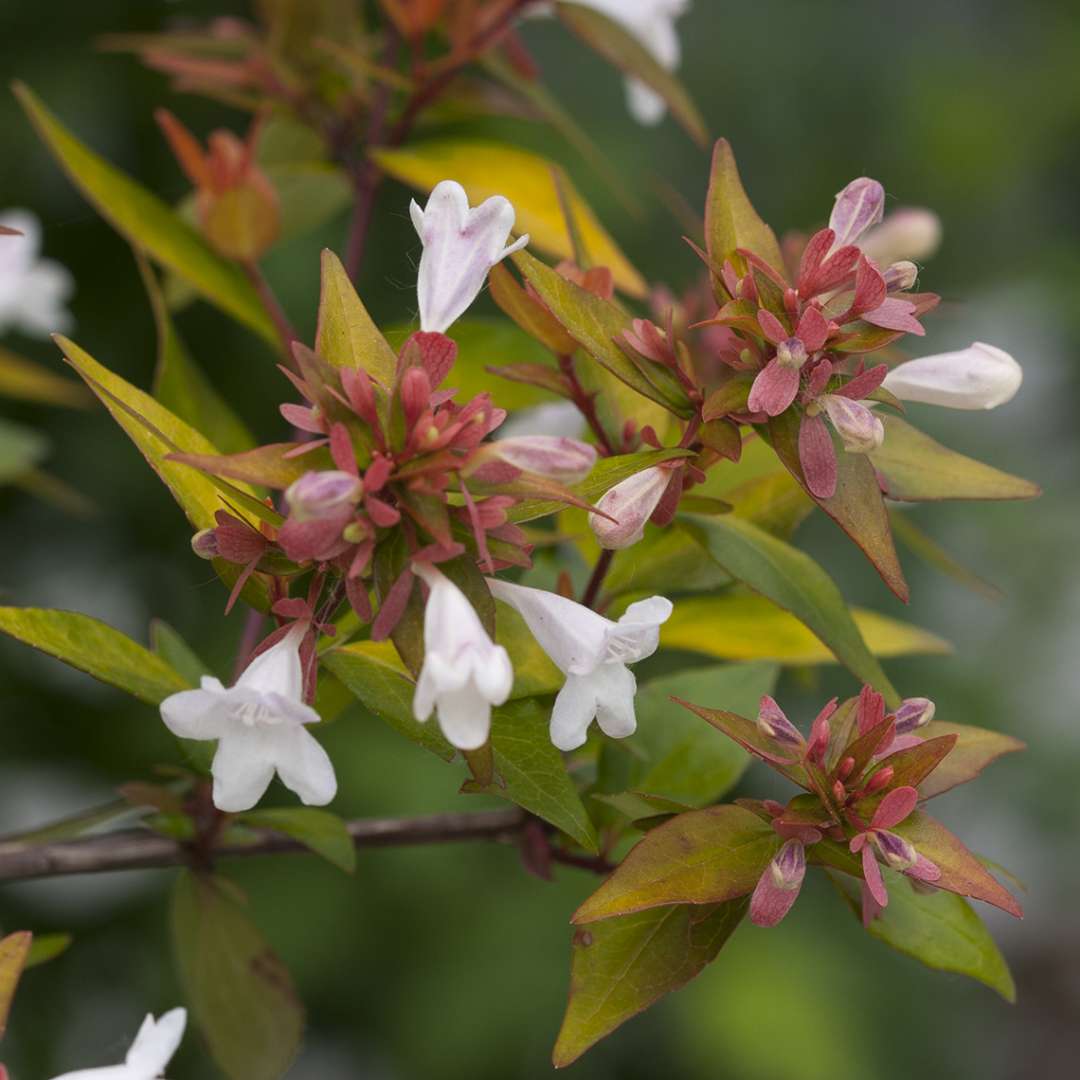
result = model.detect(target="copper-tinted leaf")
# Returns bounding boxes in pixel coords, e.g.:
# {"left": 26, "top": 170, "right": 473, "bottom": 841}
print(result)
{"left": 916, "top": 721, "right": 1024, "bottom": 800}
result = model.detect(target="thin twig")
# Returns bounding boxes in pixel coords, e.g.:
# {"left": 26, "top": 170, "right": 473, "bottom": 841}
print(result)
{"left": 0, "top": 809, "right": 528, "bottom": 884}
{"left": 242, "top": 260, "right": 299, "bottom": 364}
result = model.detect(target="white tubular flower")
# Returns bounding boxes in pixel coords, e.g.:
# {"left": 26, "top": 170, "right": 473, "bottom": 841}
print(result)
{"left": 49, "top": 1007, "right": 186, "bottom": 1080}
{"left": 488, "top": 435, "right": 598, "bottom": 483}
{"left": 410, "top": 180, "right": 529, "bottom": 334}
{"left": 530, "top": 1, "right": 690, "bottom": 124}
{"left": 488, "top": 579, "right": 672, "bottom": 751}
{"left": 160, "top": 624, "right": 336, "bottom": 813}
{"left": 413, "top": 562, "right": 514, "bottom": 751}
{"left": 882, "top": 342, "right": 1022, "bottom": 410}
{"left": 0, "top": 209, "right": 74, "bottom": 338}
{"left": 588, "top": 466, "right": 670, "bottom": 550}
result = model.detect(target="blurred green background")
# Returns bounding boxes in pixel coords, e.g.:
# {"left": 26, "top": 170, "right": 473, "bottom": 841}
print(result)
{"left": 1, "top": 0, "right": 1078, "bottom": 1076}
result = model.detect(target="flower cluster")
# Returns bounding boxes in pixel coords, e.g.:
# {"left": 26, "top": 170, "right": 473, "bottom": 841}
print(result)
{"left": 689, "top": 686, "right": 1023, "bottom": 928}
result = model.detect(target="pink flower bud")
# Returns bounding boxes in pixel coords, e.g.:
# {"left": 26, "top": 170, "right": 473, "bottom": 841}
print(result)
{"left": 875, "top": 830, "right": 919, "bottom": 871}
{"left": 820, "top": 394, "right": 884, "bottom": 454}
{"left": 588, "top": 466, "right": 670, "bottom": 550}
{"left": 776, "top": 337, "right": 808, "bottom": 369}
{"left": 756, "top": 695, "right": 803, "bottom": 746}
{"left": 770, "top": 838, "right": 807, "bottom": 890}
{"left": 829, "top": 177, "right": 885, "bottom": 250}
{"left": 285, "top": 470, "right": 363, "bottom": 522}
{"left": 489, "top": 435, "right": 598, "bottom": 483}
{"left": 883, "top": 260, "right": 919, "bottom": 291}
{"left": 893, "top": 696, "right": 935, "bottom": 734}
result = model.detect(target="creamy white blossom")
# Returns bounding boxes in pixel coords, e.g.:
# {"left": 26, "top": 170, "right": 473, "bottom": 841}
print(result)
{"left": 488, "top": 578, "right": 672, "bottom": 751}
{"left": 882, "top": 342, "right": 1022, "bottom": 410}
{"left": 49, "top": 1007, "right": 186, "bottom": 1080}
{"left": 487, "top": 434, "right": 597, "bottom": 483}
{"left": 160, "top": 623, "right": 336, "bottom": 812}
{"left": 530, "top": 1, "right": 691, "bottom": 124}
{"left": 859, "top": 207, "right": 943, "bottom": 266}
{"left": 410, "top": 180, "right": 528, "bottom": 334}
{"left": 0, "top": 209, "right": 74, "bottom": 338}
{"left": 413, "top": 562, "right": 514, "bottom": 750}
{"left": 588, "top": 466, "right": 670, "bottom": 549}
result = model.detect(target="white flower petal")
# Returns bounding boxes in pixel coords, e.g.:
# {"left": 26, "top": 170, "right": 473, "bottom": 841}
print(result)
{"left": 125, "top": 1008, "right": 186, "bottom": 1075}
{"left": 588, "top": 466, "right": 670, "bottom": 550}
{"left": 235, "top": 625, "right": 306, "bottom": 698}
{"left": 435, "top": 684, "right": 493, "bottom": 751}
{"left": 210, "top": 733, "right": 277, "bottom": 813}
{"left": 604, "top": 595, "right": 673, "bottom": 664}
{"left": 471, "top": 644, "right": 514, "bottom": 707}
{"left": 592, "top": 663, "right": 639, "bottom": 740}
{"left": 159, "top": 680, "right": 230, "bottom": 741}
{"left": 271, "top": 727, "right": 337, "bottom": 806}
{"left": 48, "top": 1068, "right": 136, "bottom": 1080}
{"left": 550, "top": 673, "right": 599, "bottom": 752}
{"left": 882, "top": 342, "right": 1022, "bottom": 410}
{"left": 488, "top": 578, "right": 610, "bottom": 675}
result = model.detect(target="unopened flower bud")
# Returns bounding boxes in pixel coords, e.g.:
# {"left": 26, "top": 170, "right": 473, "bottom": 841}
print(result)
{"left": 588, "top": 466, "right": 670, "bottom": 550}
{"left": 756, "top": 695, "right": 803, "bottom": 746}
{"left": 191, "top": 528, "right": 219, "bottom": 560}
{"left": 769, "top": 838, "right": 807, "bottom": 891}
{"left": 883, "top": 342, "right": 1022, "bottom": 411}
{"left": 837, "top": 755, "right": 856, "bottom": 781}
{"left": 285, "top": 470, "right": 364, "bottom": 521}
{"left": 488, "top": 435, "right": 598, "bottom": 484}
{"left": 832, "top": 780, "right": 847, "bottom": 803}
{"left": 864, "top": 766, "right": 895, "bottom": 794}
{"left": 893, "top": 696, "right": 935, "bottom": 734}
{"left": 776, "top": 337, "right": 808, "bottom": 369}
{"left": 876, "top": 830, "right": 918, "bottom": 871}
{"left": 829, "top": 177, "right": 885, "bottom": 250}
{"left": 820, "top": 394, "right": 885, "bottom": 454}
{"left": 860, "top": 208, "right": 942, "bottom": 265}
{"left": 342, "top": 521, "right": 371, "bottom": 544}
{"left": 883, "top": 260, "right": 918, "bottom": 291}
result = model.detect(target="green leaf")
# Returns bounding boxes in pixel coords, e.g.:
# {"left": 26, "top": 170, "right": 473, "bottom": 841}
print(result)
{"left": 889, "top": 510, "right": 1002, "bottom": 600}
{"left": 322, "top": 641, "right": 456, "bottom": 761}
{"left": 372, "top": 140, "right": 646, "bottom": 297}
{"left": 916, "top": 721, "right": 1024, "bottom": 800}
{"left": 603, "top": 523, "right": 731, "bottom": 598}
{"left": 467, "top": 698, "right": 599, "bottom": 853}
{"left": 512, "top": 248, "right": 691, "bottom": 415}
{"left": 659, "top": 592, "right": 952, "bottom": 665}
{"left": 628, "top": 663, "right": 779, "bottom": 807}
{"left": 0, "top": 931, "right": 32, "bottom": 1036}
{"left": 172, "top": 872, "right": 304, "bottom": 1080}
{"left": 238, "top": 807, "right": 356, "bottom": 873}
{"left": 573, "top": 805, "right": 778, "bottom": 923}
{"left": 14, "top": 83, "right": 276, "bottom": 344}
{"left": 0, "top": 344, "right": 90, "bottom": 408}
{"left": 871, "top": 415, "right": 1040, "bottom": 502}
{"left": 138, "top": 255, "right": 254, "bottom": 454}
{"left": 171, "top": 443, "right": 332, "bottom": 490}
{"left": 56, "top": 335, "right": 270, "bottom": 610}
{"left": 315, "top": 249, "right": 399, "bottom": 387}
{"left": 892, "top": 812, "right": 1022, "bottom": 917}
{"left": 0, "top": 608, "right": 188, "bottom": 705}
{"left": 680, "top": 512, "right": 900, "bottom": 704}
{"left": 705, "top": 139, "right": 784, "bottom": 276}
{"left": 0, "top": 417, "right": 48, "bottom": 484}
{"left": 509, "top": 448, "right": 691, "bottom": 523}
{"left": 150, "top": 618, "right": 210, "bottom": 687}
{"left": 26, "top": 932, "right": 73, "bottom": 969}
{"left": 766, "top": 410, "right": 908, "bottom": 601}
{"left": 831, "top": 870, "right": 1015, "bottom": 1001}
{"left": 552, "top": 900, "right": 746, "bottom": 1067}
{"left": 555, "top": 2, "right": 708, "bottom": 147}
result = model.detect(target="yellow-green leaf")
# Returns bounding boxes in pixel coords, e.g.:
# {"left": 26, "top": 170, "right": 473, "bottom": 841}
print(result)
{"left": 660, "top": 592, "right": 952, "bottom": 664}
{"left": 14, "top": 83, "right": 276, "bottom": 344}
{"left": 238, "top": 807, "right": 356, "bottom": 873}
{"left": 56, "top": 335, "right": 269, "bottom": 609}
{"left": 0, "top": 608, "right": 188, "bottom": 705}
{"left": 0, "top": 418, "right": 48, "bottom": 484}
{"left": 315, "top": 249, "right": 399, "bottom": 386}
{"left": 172, "top": 872, "right": 304, "bottom": 1080}
{"left": 871, "top": 415, "right": 1041, "bottom": 502}
{"left": 552, "top": 900, "right": 746, "bottom": 1067}
{"left": 705, "top": 139, "right": 784, "bottom": 276}
{"left": 0, "top": 930, "right": 32, "bottom": 1037}
{"left": 372, "top": 139, "right": 647, "bottom": 297}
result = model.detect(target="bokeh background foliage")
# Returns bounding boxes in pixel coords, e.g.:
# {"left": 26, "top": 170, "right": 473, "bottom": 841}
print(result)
{"left": 1, "top": 0, "right": 1078, "bottom": 1076}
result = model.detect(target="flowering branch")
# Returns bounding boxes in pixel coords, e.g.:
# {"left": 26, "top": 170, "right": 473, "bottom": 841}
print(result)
{"left": 0, "top": 808, "right": 527, "bottom": 884}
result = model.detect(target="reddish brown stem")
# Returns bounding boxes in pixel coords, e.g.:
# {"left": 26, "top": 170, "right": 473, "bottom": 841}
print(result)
{"left": 581, "top": 549, "right": 614, "bottom": 611}
{"left": 558, "top": 354, "right": 615, "bottom": 455}
{"left": 243, "top": 260, "right": 299, "bottom": 365}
